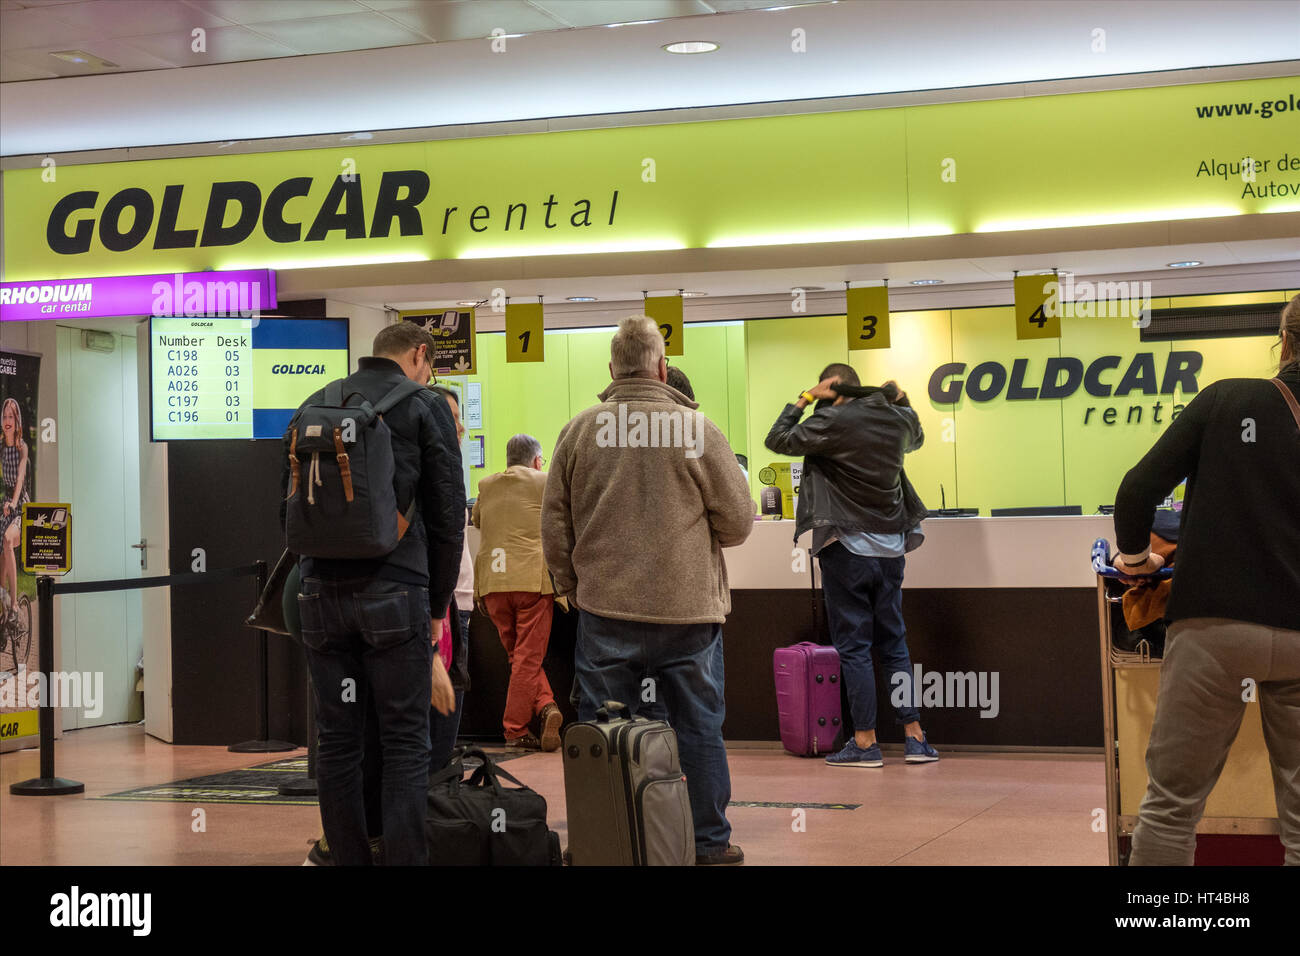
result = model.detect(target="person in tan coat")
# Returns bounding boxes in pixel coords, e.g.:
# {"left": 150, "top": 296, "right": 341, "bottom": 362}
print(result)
{"left": 473, "top": 434, "right": 562, "bottom": 751}
{"left": 542, "top": 315, "right": 754, "bottom": 864}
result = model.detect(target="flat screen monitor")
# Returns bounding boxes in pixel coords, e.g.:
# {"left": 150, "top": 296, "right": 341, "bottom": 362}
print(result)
{"left": 150, "top": 316, "right": 349, "bottom": 440}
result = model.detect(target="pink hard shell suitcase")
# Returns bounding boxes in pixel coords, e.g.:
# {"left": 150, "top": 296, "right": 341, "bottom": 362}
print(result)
{"left": 774, "top": 642, "right": 843, "bottom": 756}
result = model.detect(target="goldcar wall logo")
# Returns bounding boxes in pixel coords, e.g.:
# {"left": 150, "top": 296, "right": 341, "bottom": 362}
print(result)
{"left": 3, "top": 77, "right": 1295, "bottom": 280}
{"left": 929, "top": 350, "right": 1202, "bottom": 423}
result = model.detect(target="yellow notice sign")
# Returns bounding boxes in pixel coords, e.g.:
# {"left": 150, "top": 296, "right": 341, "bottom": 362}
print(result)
{"left": 645, "top": 296, "right": 683, "bottom": 356}
{"left": 505, "top": 303, "right": 545, "bottom": 363}
{"left": 21, "top": 502, "right": 71, "bottom": 574}
{"left": 1014, "top": 274, "right": 1061, "bottom": 340}
{"left": 846, "top": 286, "right": 891, "bottom": 350}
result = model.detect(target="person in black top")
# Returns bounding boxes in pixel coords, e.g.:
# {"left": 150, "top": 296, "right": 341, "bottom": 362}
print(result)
{"left": 282, "top": 321, "right": 465, "bottom": 866}
{"left": 1114, "top": 293, "right": 1300, "bottom": 866}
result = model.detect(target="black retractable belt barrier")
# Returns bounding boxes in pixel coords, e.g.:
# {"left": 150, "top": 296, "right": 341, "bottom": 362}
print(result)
{"left": 9, "top": 562, "right": 289, "bottom": 796}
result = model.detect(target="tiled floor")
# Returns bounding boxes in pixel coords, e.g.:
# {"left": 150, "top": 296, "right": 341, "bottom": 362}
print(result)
{"left": 0, "top": 725, "right": 1109, "bottom": 865}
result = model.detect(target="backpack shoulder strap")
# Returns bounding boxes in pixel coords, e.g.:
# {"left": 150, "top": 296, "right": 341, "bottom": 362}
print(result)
{"left": 373, "top": 379, "right": 425, "bottom": 416}
{"left": 1272, "top": 378, "right": 1300, "bottom": 432}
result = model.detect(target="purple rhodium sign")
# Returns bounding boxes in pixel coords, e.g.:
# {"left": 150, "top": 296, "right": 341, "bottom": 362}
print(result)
{"left": 0, "top": 269, "right": 276, "bottom": 322}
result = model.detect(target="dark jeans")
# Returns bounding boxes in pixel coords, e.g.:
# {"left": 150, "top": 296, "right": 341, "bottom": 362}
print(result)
{"left": 299, "top": 575, "right": 433, "bottom": 866}
{"left": 574, "top": 609, "right": 732, "bottom": 853}
{"left": 817, "top": 542, "right": 921, "bottom": 732}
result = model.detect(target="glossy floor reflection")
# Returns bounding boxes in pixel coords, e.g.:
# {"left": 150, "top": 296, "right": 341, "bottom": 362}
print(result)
{"left": 1, "top": 724, "right": 1107, "bottom": 866}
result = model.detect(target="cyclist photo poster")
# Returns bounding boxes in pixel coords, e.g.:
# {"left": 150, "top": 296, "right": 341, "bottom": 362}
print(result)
{"left": 0, "top": 348, "right": 40, "bottom": 751}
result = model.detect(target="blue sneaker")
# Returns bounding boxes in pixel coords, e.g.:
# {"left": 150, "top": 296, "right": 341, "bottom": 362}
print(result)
{"left": 825, "top": 739, "right": 883, "bottom": 768}
{"left": 904, "top": 733, "right": 939, "bottom": 763}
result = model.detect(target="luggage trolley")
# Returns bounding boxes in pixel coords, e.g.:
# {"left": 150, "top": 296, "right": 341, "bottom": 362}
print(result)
{"left": 1091, "top": 539, "right": 1172, "bottom": 866}
{"left": 1090, "top": 539, "right": 1282, "bottom": 866}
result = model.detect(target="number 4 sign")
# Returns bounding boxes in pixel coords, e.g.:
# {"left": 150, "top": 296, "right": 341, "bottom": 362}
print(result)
{"left": 846, "top": 285, "right": 890, "bottom": 351}
{"left": 1014, "top": 274, "right": 1062, "bottom": 340}
{"left": 505, "top": 302, "right": 545, "bottom": 363}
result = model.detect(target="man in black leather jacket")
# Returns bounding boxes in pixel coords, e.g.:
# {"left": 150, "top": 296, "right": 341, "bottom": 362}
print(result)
{"left": 281, "top": 321, "right": 465, "bottom": 865}
{"left": 765, "top": 363, "right": 938, "bottom": 768}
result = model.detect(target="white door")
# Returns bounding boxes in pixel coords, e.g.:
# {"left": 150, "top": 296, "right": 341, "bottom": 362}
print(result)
{"left": 56, "top": 326, "right": 142, "bottom": 729}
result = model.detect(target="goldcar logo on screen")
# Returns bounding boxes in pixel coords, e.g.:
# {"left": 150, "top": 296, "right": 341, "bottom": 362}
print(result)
{"left": 928, "top": 350, "right": 1203, "bottom": 424}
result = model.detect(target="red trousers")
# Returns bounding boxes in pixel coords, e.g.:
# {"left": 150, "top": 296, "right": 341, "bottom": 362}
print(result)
{"left": 481, "top": 591, "right": 555, "bottom": 739}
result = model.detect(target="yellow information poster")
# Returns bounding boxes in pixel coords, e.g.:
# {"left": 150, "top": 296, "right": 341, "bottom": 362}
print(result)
{"left": 847, "top": 286, "right": 891, "bottom": 351}
{"left": 21, "top": 503, "right": 70, "bottom": 574}
{"left": 644, "top": 296, "right": 684, "bottom": 357}
{"left": 505, "top": 302, "right": 545, "bottom": 363}
{"left": 400, "top": 308, "right": 476, "bottom": 375}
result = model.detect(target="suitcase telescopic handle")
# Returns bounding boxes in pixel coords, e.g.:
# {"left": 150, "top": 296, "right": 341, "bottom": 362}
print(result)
{"left": 595, "top": 700, "right": 630, "bottom": 722}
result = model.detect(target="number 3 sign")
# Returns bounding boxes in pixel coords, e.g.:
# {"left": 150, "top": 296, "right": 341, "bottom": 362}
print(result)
{"left": 846, "top": 285, "right": 890, "bottom": 351}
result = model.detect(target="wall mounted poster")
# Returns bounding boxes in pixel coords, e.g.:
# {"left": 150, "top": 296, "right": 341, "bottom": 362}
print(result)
{"left": 399, "top": 309, "right": 477, "bottom": 375}
{"left": 0, "top": 349, "right": 41, "bottom": 748}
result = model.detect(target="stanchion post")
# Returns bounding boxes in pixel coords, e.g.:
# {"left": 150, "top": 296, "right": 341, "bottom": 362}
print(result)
{"left": 10, "top": 575, "right": 84, "bottom": 796}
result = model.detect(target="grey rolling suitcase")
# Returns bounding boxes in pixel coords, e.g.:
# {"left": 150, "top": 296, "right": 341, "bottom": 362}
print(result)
{"left": 561, "top": 700, "right": 695, "bottom": 866}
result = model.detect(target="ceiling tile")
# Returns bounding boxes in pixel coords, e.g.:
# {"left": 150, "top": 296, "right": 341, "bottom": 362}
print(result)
{"left": 529, "top": 1, "right": 713, "bottom": 28}
{"left": 2, "top": 36, "right": 176, "bottom": 77}
{"left": 41, "top": 0, "right": 231, "bottom": 40}
{"left": 380, "top": 1, "right": 563, "bottom": 41}
{"left": 0, "top": 54, "right": 58, "bottom": 80}
{"left": 0, "top": 5, "right": 99, "bottom": 50}
{"left": 703, "top": 1, "right": 820, "bottom": 11}
{"left": 125, "top": 24, "right": 300, "bottom": 67}
{"left": 247, "top": 11, "right": 431, "bottom": 53}
{"left": 185, "top": 0, "right": 369, "bottom": 25}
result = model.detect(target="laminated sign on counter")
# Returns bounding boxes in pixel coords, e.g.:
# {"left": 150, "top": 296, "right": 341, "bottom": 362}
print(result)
{"left": 758, "top": 462, "right": 802, "bottom": 519}
{"left": 21, "top": 502, "right": 70, "bottom": 575}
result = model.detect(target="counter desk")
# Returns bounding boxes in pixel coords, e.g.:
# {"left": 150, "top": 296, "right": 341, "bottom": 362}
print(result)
{"left": 460, "top": 515, "right": 1113, "bottom": 749}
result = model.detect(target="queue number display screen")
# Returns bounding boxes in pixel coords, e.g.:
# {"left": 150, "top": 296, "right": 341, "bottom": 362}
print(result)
{"left": 150, "top": 316, "right": 349, "bottom": 440}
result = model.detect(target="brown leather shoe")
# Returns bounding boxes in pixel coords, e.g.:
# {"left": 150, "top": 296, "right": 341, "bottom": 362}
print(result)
{"left": 696, "top": 844, "right": 745, "bottom": 866}
{"left": 505, "top": 732, "right": 542, "bottom": 751}
{"left": 539, "top": 703, "right": 563, "bottom": 752}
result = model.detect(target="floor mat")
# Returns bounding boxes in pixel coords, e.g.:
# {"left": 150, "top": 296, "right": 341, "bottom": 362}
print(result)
{"left": 94, "top": 749, "right": 527, "bottom": 806}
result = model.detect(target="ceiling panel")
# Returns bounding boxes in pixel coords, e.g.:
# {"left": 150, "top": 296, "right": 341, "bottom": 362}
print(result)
{"left": 530, "top": 1, "right": 715, "bottom": 28}
{"left": 2, "top": 36, "right": 177, "bottom": 76}
{"left": 40, "top": 0, "right": 228, "bottom": 40}
{"left": 184, "top": 0, "right": 369, "bottom": 23}
{"left": 0, "top": 4, "right": 100, "bottom": 49}
{"left": 126, "top": 24, "right": 300, "bottom": 68}
{"left": 381, "top": 1, "right": 564, "bottom": 41}
{"left": 244, "top": 11, "right": 431, "bottom": 53}
{"left": 0, "top": 56, "right": 57, "bottom": 80}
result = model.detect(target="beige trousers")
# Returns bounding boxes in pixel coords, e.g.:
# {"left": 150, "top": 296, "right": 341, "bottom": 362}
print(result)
{"left": 1131, "top": 617, "right": 1300, "bottom": 866}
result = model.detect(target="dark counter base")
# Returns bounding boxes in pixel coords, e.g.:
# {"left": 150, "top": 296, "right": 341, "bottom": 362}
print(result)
{"left": 460, "top": 587, "right": 1103, "bottom": 749}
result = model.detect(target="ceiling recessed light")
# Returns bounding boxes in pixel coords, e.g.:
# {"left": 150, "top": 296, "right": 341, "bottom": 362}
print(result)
{"left": 1167, "top": 260, "right": 1202, "bottom": 268}
{"left": 566, "top": 296, "right": 598, "bottom": 302}
{"left": 793, "top": 286, "right": 826, "bottom": 292}
{"left": 341, "top": 132, "right": 373, "bottom": 141}
{"left": 456, "top": 300, "right": 480, "bottom": 307}
{"left": 681, "top": 291, "right": 708, "bottom": 297}
{"left": 910, "top": 279, "right": 943, "bottom": 286}
{"left": 608, "top": 19, "right": 662, "bottom": 27}
{"left": 50, "top": 49, "right": 118, "bottom": 68}
{"left": 663, "top": 41, "right": 719, "bottom": 54}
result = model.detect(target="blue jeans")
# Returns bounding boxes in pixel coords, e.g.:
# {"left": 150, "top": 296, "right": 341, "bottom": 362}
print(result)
{"left": 817, "top": 543, "right": 921, "bottom": 731}
{"left": 298, "top": 575, "right": 433, "bottom": 866}
{"left": 574, "top": 610, "right": 732, "bottom": 853}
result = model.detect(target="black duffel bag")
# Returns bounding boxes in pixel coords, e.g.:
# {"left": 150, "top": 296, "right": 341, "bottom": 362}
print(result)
{"left": 426, "top": 747, "right": 562, "bottom": 866}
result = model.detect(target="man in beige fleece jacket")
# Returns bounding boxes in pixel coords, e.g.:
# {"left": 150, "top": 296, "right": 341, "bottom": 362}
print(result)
{"left": 542, "top": 315, "right": 754, "bottom": 865}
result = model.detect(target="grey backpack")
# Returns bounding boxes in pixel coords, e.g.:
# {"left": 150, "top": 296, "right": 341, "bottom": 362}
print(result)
{"left": 284, "top": 377, "right": 423, "bottom": 559}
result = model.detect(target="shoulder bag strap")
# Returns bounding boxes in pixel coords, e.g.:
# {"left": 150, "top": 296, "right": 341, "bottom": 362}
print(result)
{"left": 373, "top": 378, "right": 425, "bottom": 416}
{"left": 1271, "top": 378, "right": 1300, "bottom": 432}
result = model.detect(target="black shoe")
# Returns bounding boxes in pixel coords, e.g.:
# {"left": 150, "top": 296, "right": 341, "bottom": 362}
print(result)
{"left": 696, "top": 844, "right": 745, "bottom": 866}
{"left": 506, "top": 731, "right": 542, "bottom": 751}
{"left": 304, "top": 837, "right": 332, "bottom": 866}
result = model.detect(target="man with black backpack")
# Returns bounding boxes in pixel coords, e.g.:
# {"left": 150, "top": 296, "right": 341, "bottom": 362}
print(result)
{"left": 282, "top": 321, "right": 465, "bottom": 866}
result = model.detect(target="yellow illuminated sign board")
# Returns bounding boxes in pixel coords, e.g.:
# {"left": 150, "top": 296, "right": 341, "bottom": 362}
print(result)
{"left": 3, "top": 78, "right": 1296, "bottom": 280}
{"left": 505, "top": 303, "right": 545, "bottom": 363}
{"left": 645, "top": 296, "right": 684, "bottom": 357}
{"left": 846, "top": 286, "right": 891, "bottom": 350}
